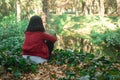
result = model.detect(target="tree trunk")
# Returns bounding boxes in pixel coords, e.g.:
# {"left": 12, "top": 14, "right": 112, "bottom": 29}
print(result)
{"left": 81, "top": 0, "right": 93, "bottom": 15}
{"left": 92, "top": 0, "right": 99, "bottom": 14}
{"left": 99, "top": 0, "right": 104, "bottom": 17}
{"left": 81, "top": 1, "right": 89, "bottom": 15}
{"left": 17, "top": 0, "right": 21, "bottom": 22}
{"left": 81, "top": 1, "right": 86, "bottom": 14}
{"left": 42, "top": 0, "right": 48, "bottom": 28}
{"left": 75, "top": 0, "right": 79, "bottom": 15}
{"left": 117, "top": 0, "right": 120, "bottom": 15}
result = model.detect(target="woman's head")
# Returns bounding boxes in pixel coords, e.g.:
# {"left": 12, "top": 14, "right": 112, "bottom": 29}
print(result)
{"left": 26, "top": 15, "right": 45, "bottom": 32}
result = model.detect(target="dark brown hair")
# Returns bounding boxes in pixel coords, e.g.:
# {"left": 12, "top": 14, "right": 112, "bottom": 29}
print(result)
{"left": 26, "top": 15, "right": 45, "bottom": 32}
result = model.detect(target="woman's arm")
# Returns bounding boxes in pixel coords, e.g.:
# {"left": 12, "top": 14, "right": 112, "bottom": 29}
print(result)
{"left": 42, "top": 32, "right": 57, "bottom": 43}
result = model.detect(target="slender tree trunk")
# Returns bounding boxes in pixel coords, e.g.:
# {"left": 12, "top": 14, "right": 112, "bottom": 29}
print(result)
{"left": 42, "top": 0, "right": 48, "bottom": 28}
{"left": 81, "top": 1, "right": 86, "bottom": 14}
{"left": 17, "top": 0, "right": 21, "bottom": 22}
{"left": 99, "top": 0, "right": 104, "bottom": 17}
{"left": 81, "top": 0, "right": 91, "bottom": 15}
{"left": 117, "top": 0, "right": 120, "bottom": 15}
{"left": 75, "top": 0, "right": 79, "bottom": 15}
{"left": 81, "top": 1, "right": 88, "bottom": 15}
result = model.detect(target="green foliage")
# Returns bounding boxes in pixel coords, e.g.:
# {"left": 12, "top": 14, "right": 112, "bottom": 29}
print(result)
{"left": 47, "top": 14, "right": 68, "bottom": 34}
{"left": 0, "top": 13, "right": 120, "bottom": 79}
{"left": 0, "top": 52, "right": 38, "bottom": 78}
{"left": 0, "top": 13, "right": 27, "bottom": 53}
{"left": 48, "top": 15, "right": 100, "bottom": 34}
{"left": 49, "top": 49, "right": 120, "bottom": 80}
{"left": 90, "top": 29, "right": 120, "bottom": 60}
{"left": 0, "top": 14, "right": 37, "bottom": 78}
{"left": 48, "top": 15, "right": 119, "bottom": 60}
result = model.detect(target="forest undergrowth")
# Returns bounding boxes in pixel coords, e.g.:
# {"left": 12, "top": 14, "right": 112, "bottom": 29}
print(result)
{"left": 0, "top": 14, "right": 120, "bottom": 80}
{"left": 0, "top": 49, "right": 120, "bottom": 80}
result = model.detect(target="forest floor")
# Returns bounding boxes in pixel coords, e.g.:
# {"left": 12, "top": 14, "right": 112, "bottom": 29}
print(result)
{"left": 1, "top": 62, "right": 68, "bottom": 80}
{"left": 0, "top": 50, "right": 120, "bottom": 80}
{"left": 1, "top": 61, "right": 120, "bottom": 80}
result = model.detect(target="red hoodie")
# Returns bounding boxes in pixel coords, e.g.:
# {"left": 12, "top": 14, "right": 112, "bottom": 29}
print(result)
{"left": 22, "top": 32, "right": 57, "bottom": 59}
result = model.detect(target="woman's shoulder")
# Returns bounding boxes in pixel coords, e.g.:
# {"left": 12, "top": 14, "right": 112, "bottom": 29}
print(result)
{"left": 25, "top": 31, "right": 43, "bottom": 34}
{"left": 25, "top": 32, "right": 45, "bottom": 37}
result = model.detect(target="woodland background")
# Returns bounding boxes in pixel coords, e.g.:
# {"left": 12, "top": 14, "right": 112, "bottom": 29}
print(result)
{"left": 0, "top": 0, "right": 120, "bottom": 80}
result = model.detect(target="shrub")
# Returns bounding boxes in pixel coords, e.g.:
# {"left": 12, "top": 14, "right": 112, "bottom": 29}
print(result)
{"left": 90, "top": 29, "right": 120, "bottom": 60}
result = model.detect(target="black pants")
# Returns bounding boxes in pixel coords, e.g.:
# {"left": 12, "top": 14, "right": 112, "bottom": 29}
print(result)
{"left": 45, "top": 40, "right": 54, "bottom": 59}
